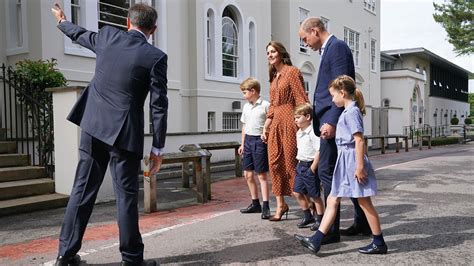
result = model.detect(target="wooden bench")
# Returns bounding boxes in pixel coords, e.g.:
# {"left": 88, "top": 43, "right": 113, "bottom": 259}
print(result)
{"left": 385, "top": 134, "right": 409, "bottom": 153}
{"left": 417, "top": 134, "right": 432, "bottom": 150}
{"left": 179, "top": 141, "right": 242, "bottom": 201}
{"left": 364, "top": 135, "right": 409, "bottom": 154}
{"left": 198, "top": 141, "right": 243, "bottom": 178}
{"left": 143, "top": 150, "right": 211, "bottom": 213}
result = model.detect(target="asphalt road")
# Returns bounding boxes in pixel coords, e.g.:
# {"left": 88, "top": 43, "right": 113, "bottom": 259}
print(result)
{"left": 0, "top": 143, "right": 473, "bottom": 265}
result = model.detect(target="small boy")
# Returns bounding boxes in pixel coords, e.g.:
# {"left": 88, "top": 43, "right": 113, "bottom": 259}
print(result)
{"left": 293, "top": 103, "right": 325, "bottom": 229}
{"left": 238, "top": 77, "right": 271, "bottom": 219}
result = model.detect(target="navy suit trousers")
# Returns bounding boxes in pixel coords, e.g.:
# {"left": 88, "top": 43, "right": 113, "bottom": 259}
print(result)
{"left": 58, "top": 132, "right": 144, "bottom": 263}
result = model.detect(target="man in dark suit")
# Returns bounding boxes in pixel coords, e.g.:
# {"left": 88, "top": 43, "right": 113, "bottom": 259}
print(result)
{"left": 295, "top": 17, "right": 370, "bottom": 252}
{"left": 51, "top": 3, "right": 167, "bottom": 265}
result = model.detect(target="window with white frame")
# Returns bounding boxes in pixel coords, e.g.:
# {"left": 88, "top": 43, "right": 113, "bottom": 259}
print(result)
{"left": 344, "top": 27, "right": 360, "bottom": 67}
{"left": 208, "top": 112, "right": 216, "bottom": 131}
{"left": 222, "top": 7, "right": 239, "bottom": 78}
{"left": 206, "top": 9, "right": 215, "bottom": 76}
{"left": 222, "top": 112, "right": 241, "bottom": 131}
{"left": 5, "top": 0, "right": 28, "bottom": 55}
{"left": 370, "top": 39, "right": 376, "bottom": 71}
{"left": 249, "top": 22, "right": 256, "bottom": 77}
{"left": 299, "top": 7, "right": 310, "bottom": 54}
{"left": 71, "top": 0, "right": 80, "bottom": 25}
{"left": 364, "top": 0, "right": 376, "bottom": 13}
{"left": 321, "top": 16, "right": 329, "bottom": 32}
{"left": 98, "top": 0, "right": 130, "bottom": 31}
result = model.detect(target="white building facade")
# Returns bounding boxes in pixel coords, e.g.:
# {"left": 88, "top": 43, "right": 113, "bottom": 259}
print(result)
{"left": 1, "top": 0, "right": 380, "bottom": 145}
{"left": 381, "top": 48, "right": 470, "bottom": 136}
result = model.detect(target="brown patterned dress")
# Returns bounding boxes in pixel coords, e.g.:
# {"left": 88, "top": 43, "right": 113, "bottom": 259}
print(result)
{"left": 267, "top": 65, "right": 309, "bottom": 196}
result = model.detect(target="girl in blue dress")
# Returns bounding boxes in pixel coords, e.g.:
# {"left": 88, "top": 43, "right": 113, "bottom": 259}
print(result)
{"left": 295, "top": 75, "right": 387, "bottom": 255}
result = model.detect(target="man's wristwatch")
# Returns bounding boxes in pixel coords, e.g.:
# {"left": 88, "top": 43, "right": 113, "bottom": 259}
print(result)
{"left": 58, "top": 18, "right": 66, "bottom": 24}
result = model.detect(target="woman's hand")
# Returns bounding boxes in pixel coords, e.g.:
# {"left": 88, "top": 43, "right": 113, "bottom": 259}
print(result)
{"left": 355, "top": 167, "right": 367, "bottom": 184}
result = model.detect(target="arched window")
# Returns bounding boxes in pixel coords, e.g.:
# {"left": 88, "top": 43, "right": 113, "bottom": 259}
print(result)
{"left": 249, "top": 21, "right": 256, "bottom": 77}
{"left": 222, "top": 7, "right": 239, "bottom": 77}
{"left": 206, "top": 9, "right": 215, "bottom": 76}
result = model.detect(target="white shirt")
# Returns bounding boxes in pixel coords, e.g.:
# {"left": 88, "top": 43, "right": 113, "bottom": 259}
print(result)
{"left": 320, "top": 34, "right": 334, "bottom": 57}
{"left": 240, "top": 97, "right": 270, "bottom": 136}
{"left": 296, "top": 125, "right": 320, "bottom": 162}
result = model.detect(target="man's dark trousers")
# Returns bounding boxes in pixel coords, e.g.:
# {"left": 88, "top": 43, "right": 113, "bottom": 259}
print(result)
{"left": 58, "top": 132, "right": 144, "bottom": 263}
{"left": 318, "top": 138, "right": 340, "bottom": 233}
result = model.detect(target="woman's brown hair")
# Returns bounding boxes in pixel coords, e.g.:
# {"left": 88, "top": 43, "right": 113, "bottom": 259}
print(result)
{"left": 266, "top": 41, "right": 292, "bottom": 82}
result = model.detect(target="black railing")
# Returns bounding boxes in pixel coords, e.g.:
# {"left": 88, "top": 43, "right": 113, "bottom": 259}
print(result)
{"left": 403, "top": 125, "right": 449, "bottom": 147}
{"left": 0, "top": 63, "right": 54, "bottom": 177}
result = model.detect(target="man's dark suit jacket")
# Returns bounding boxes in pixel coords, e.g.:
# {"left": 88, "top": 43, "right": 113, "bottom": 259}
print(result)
{"left": 58, "top": 21, "right": 168, "bottom": 157}
{"left": 313, "top": 35, "right": 355, "bottom": 136}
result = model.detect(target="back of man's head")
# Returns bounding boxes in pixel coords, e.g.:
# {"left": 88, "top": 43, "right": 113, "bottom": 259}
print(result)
{"left": 128, "top": 3, "right": 157, "bottom": 31}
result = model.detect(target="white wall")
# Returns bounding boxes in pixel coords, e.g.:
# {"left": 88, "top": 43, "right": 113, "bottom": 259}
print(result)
{"left": 429, "top": 97, "right": 470, "bottom": 125}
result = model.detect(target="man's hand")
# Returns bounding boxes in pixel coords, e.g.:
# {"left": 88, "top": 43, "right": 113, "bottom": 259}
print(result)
{"left": 149, "top": 152, "right": 163, "bottom": 175}
{"left": 320, "top": 123, "right": 335, "bottom": 139}
{"left": 51, "top": 3, "right": 66, "bottom": 23}
{"left": 238, "top": 145, "right": 244, "bottom": 156}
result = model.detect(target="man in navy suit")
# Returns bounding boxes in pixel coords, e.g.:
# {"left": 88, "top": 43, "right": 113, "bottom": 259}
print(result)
{"left": 295, "top": 17, "right": 370, "bottom": 251}
{"left": 51, "top": 3, "right": 167, "bottom": 265}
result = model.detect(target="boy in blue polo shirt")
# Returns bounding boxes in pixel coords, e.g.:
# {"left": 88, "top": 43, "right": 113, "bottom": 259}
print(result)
{"left": 238, "top": 78, "right": 271, "bottom": 219}
{"left": 293, "top": 103, "right": 325, "bottom": 229}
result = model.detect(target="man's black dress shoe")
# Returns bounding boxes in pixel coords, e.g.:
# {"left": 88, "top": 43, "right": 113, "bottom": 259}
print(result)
{"left": 261, "top": 207, "right": 271, "bottom": 219}
{"left": 309, "top": 219, "right": 321, "bottom": 231}
{"left": 358, "top": 242, "right": 388, "bottom": 254}
{"left": 121, "top": 260, "right": 157, "bottom": 266}
{"left": 297, "top": 216, "right": 315, "bottom": 228}
{"left": 294, "top": 234, "right": 320, "bottom": 254}
{"left": 240, "top": 203, "right": 262, "bottom": 213}
{"left": 321, "top": 232, "right": 340, "bottom": 245}
{"left": 340, "top": 224, "right": 371, "bottom": 236}
{"left": 55, "top": 255, "right": 81, "bottom": 266}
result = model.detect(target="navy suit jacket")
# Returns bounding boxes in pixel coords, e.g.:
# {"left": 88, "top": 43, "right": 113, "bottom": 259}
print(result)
{"left": 58, "top": 21, "right": 168, "bottom": 157}
{"left": 313, "top": 35, "right": 355, "bottom": 136}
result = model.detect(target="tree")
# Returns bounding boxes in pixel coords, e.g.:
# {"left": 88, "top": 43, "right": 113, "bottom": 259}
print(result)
{"left": 433, "top": 0, "right": 474, "bottom": 56}
{"left": 469, "top": 93, "right": 474, "bottom": 117}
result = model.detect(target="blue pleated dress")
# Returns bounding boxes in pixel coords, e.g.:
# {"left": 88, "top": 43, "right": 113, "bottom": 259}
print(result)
{"left": 330, "top": 102, "right": 377, "bottom": 198}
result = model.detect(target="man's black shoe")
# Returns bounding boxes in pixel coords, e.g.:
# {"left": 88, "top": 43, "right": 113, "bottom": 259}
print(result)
{"left": 321, "top": 232, "right": 340, "bottom": 245}
{"left": 297, "top": 216, "right": 315, "bottom": 228}
{"left": 358, "top": 242, "right": 388, "bottom": 254}
{"left": 340, "top": 224, "right": 371, "bottom": 236}
{"left": 55, "top": 255, "right": 81, "bottom": 266}
{"left": 261, "top": 207, "right": 271, "bottom": 219}
{"left": 294, "top": 234, "right": 320, "bottom": 254}
{"left": 240, "top": 203, "right": 262, "bottom": 213}
{"left": 309, "top": 219, "right": 321, "bottom": 231}
{"left": 121, "top": 260, "right": 157, "bottom": 266}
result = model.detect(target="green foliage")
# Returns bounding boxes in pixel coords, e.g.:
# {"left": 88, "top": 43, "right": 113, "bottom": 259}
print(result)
{"left": 423, "top": 136, "right": 460, "bottom": 146}
{"left": 465, "top": 117, "right": 472, "bottom": 125}
{"left": 12, "top": 59, "right": 67, "bottom": 169}
{"left": 450, "top": 117, "right": 459, "bottom": 125}
{"left": 14, "top": 59, "right": 67, "bottom": 98}
{"left": 433, "top": 0, "right": 474, "bottom": 56}
{"left": 469, "top": 93, "right": 474, "bottom": 117}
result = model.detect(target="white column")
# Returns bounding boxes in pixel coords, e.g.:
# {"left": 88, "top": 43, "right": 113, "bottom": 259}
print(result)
{"left": 47, "top": 86, "right": 83, "bottom": 195}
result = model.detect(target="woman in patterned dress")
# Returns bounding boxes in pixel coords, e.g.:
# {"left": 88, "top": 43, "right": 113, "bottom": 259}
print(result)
{"left": 262, "top": 41, "right": 309, "bottom": 221}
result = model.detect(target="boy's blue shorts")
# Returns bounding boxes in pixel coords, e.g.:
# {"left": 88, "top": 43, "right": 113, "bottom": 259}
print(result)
{"left": 242, "top": 135, "right": 269, "bottom": 173}
{"left": 293, "top": 161, "right": 321, "bottom": 198}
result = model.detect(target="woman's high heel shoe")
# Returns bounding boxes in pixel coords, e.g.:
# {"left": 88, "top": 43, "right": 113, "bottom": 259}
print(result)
{"left": 269, "top": 204, "right": 289, "bottom": 222}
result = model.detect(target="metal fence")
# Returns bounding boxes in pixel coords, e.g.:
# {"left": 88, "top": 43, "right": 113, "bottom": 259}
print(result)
{"left": 0, "top": 63, "right": 54, "bottom": 177}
